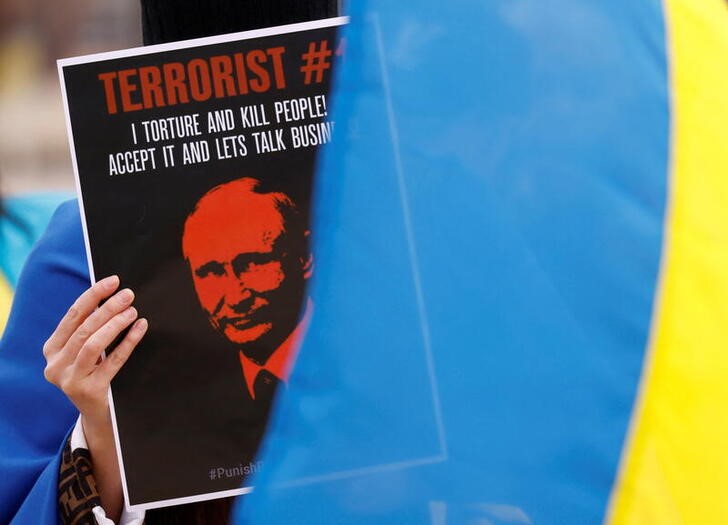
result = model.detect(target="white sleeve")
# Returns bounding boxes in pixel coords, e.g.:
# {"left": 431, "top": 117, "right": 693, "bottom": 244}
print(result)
{"left": 70, "top": 416, "right": 146, "bottom": 525}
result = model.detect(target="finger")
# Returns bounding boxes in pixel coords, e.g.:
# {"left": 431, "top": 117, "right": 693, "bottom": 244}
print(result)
{"left": 74, "top": 306, "right": 139, "bottom": 373}
{"left": 63, "top": 287, "right": 135, "bottom": 363}
{"left": 44, "top": 275, "right": 120, "bottom": 357}
{"left": 95, "top": 318, "right": 148, "bottom": 384}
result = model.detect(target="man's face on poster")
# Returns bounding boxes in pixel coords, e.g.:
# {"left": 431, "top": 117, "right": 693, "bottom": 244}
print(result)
{"left": 182, "top": 178, "right": 309, "bottom": 362}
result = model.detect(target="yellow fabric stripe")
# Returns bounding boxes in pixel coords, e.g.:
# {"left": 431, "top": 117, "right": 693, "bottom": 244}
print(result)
{"left": 607, "top": 1, "right": 728, "bottom": 523}
{"left": 0, "top": 271, "right": 13, "bottom": 336}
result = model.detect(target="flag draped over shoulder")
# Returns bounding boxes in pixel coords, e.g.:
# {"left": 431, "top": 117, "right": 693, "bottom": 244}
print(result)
{"left": 0, "top": 201, "right": 89, "bottom": 524}
{"left": 235, "top": 1, "right": 728, "bottom": 524}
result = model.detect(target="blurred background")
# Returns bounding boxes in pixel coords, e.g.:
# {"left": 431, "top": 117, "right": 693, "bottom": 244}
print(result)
{"left": 0, "top": 1, "right": 143, "bottom": 330}
{"left": 0, "top": 0, "right": 141, "bottom": 195}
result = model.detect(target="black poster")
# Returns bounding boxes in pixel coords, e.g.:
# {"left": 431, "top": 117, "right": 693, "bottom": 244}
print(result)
{"left": 58, "top": 17, "right": 345, "bottom": 510}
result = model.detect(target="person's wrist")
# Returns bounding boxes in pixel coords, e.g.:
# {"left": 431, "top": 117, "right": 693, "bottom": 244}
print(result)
{"left": 80, "top": 411, "right": 124, "bottom": 523}
{"left": 80, "top": 410, "right": 114, "bottom": 450}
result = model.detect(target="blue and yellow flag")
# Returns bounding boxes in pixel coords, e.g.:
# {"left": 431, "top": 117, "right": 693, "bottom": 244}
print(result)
{"left": 234, "top": 1, "right": 728, "bottom": 523}
{"left": 0, "top": 193, "right": 71, "bottom": 333}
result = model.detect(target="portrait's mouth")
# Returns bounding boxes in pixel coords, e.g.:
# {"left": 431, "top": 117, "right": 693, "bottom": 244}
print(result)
{"left": 219, "top": 307, "right": 270, "bottom": 332}
{"left": 228, "top": 316, "right": 254, "bottom": 329}
{"left": 218, "top": 314, "right": 273, "bottom": 345}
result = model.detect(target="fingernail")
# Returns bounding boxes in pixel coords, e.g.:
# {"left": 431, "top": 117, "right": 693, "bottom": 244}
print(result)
{"left": 134, "top": 318, "right": 148, "bottom": 332}
{"left": 120, "top": 289, "right": 134, "bottom": 303}
{"left": 126, "top": 306, "right": 137, "bottom": 319}
{"left": 100, "top": 275, "right": 119, "bottom": 289}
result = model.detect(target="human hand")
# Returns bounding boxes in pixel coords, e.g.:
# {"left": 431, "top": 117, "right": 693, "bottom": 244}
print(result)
{"left": 43, "top": 274, "right": 147, "bottom": 520}
{"left": 43, "top": 274, "right": 148, "bottom": 427}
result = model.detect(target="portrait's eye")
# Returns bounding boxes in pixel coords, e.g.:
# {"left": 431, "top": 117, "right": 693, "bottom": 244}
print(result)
{"left": 195, "top": 261, "right": 225, "bottom": 278}
{"left": 232, "top": 253, "right": 276, "bottom": 275}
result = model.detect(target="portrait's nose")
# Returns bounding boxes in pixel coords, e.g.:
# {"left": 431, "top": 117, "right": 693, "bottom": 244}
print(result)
{"left": 225, "top": 273, "right": 254, "bottom": 311}
{"left": 232, "top": 266, "right": 264, "bottom": 293}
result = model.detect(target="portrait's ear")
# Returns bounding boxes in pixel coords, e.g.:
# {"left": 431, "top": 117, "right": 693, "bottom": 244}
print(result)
{"left": 301, "top": 229, "right": 313, "bottom": 279}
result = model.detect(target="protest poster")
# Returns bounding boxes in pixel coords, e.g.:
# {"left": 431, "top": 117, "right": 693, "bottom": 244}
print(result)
{"left": 58, "top": 16, "right": 346, "bottom": 510}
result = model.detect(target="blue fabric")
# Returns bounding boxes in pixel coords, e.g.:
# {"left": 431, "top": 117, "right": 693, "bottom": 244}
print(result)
{"left": 0, "top": 192, "right": 74, "bottom": 287}
{"left": 0, "top": 200, "right": 88, "bottom": 524}
{"left": 236, "top": 1, "right": 668, "bottom": 524}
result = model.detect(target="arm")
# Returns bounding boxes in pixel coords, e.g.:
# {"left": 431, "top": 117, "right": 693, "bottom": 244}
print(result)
{"left": 44, "top": 275, "right": 147, "bottom": 522}
{"left": 60, "top": 416, "right": 145, "bottom": 525}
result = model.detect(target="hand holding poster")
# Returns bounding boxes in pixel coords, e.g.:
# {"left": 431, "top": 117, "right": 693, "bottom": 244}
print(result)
{"left": 58, "top": 17, "right": 346, "bottom": 511}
